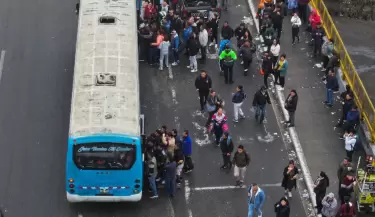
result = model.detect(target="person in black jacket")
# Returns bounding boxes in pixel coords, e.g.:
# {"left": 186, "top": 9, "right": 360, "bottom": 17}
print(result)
{"left": 271, "top": 7, "right": 283, "bottom": 40}
{"left": 187, "top": 33, "right": 200, "bottom": 72}
{"left": 337, "top": 93, "right": 353, "bottom": 127}
{"left": 313, "top": 23, "right": 325, "bottom": 58}
{"left": 219, "top": 132, "right": 234, "bottom": 170}
{"left": 314, "top": 171, "right": 330, "bottom": 214}
{"left": 252, "top": 86, "right": 271, "bottom": 124}
{"left": 221, "top": 21, "right": 234, "bottom": 40}
{"left": 207, "top": 14, "right": 219, "bottom": 46}
{"left": 284, "top": 90, "right": 298, "bottom": 127}
{"left": 274, "top": 197, "right": 290, "bottom": 217}
{"left": 239, "top": 41, "right": 256, "bottom": 76}
{"left": 261, "top": 52, "right": 273, "bottom": 88}
{"left": 195, "top": 70, "right": 212, "bottom": 112}
{"left": 282, "top": 160, "right": 299, "bottom": 198}
{"left": 234, "top": 23, "right": 249, "bottom": 48}
{"left": 174, "top": 145, "right": 184, "bottom": 186}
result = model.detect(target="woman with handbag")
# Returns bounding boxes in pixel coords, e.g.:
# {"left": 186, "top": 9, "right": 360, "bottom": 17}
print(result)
{"left": 205, "top": 90, "right": 225, "bottom": 126}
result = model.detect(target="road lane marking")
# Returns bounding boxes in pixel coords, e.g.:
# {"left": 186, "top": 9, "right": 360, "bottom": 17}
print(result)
{"left": 192, "top": 183, "right": 282, "bottom": 191}
{"left": 0, "top": 50, "right": 6, "bottom": 81}
{"left": 168, "top": 65, "right": 173, "bottom": 79}
{"left": 185, "top": 179, "right": 194, "bottom": 217}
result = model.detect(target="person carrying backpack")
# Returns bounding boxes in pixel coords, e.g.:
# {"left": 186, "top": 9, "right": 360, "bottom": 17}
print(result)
{"left": 232, "top": 145, "right": 250, "bottom": 187}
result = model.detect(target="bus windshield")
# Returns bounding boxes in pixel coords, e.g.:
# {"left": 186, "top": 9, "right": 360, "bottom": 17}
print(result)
{"left": 73, "top": 143, "right": 136, "bottom": 170}
{"left": 185, "top": 0, "right": 213, "bottom": 7}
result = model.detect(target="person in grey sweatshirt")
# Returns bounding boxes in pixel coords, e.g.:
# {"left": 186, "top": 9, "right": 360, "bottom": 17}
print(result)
{"left": 159, "top": 36, "right": 170, "bottom": 70}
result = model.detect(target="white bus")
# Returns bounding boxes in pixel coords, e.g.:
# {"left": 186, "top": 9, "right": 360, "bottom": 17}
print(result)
{"left": 66, "top": 0, "right": 144, "bottom": 203}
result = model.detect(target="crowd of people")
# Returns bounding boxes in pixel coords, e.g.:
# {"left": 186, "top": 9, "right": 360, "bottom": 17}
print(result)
{"left": 136, "top": 0, "right": 361, "bottom": 216}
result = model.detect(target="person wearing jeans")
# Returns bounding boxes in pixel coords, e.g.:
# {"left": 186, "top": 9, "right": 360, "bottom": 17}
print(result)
{"left": 248, "top": 184, "right": 265, "bottom": 217}
{"left": 324, "top": 69, "right": 338, "bottom": 107}
{"left": 164, "top": 156, "right": 177, "bottom": 197}
{"left": 147, "top": 152, "right": 159, "bottom": 199}
{"left": 274, "top": 53, "right": 288, "bottom": 91}
{"left": 195, "top": 70, "right": 212, "bottom": 112}
{"left": 252, "top": 86, "right": 271, "bottom": 124}
{"left": 187, "top": 33, "right": 200, "bottom": 72}
{"left": 232, "top": 85, "right": 247, "bottom": 123}
{"left": 232, "top": 145, "right": 250, "bottom": 186}
{"left": 284, "top": 90, "right": 298, "bottom": 127}
{"left": 170, "top": 30, "right": 180, "bottom": 66}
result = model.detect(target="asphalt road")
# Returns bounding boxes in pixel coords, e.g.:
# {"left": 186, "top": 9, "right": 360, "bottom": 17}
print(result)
{"left": 0, "top": 0, "right": 307, "bottom": 216}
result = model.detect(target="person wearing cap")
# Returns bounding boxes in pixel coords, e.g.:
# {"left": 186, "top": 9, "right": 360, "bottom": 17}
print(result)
{"left": 170, "top": 30, "right": 180, "bottom": 66}
{"left": 219, "top": 44, "right": 237, "bottom": 84}
{"left": 252, "top": 86, "right": 271, "bottom": 124}
{"left": 232, "top": 85, "right": 247, "bottom": 123}
{"left": 219, "top": 132, "right": 234, "bottom": 170}
{"left": 284, "top": 90, "right": 298, "bottom": 127}
{"left": 281, "top": 160, "right": 299, "bottom": 198}
{"left": 232, "top": 145, "right": 250, "bottom": 186}
{"left": 248, "top": 183, "right": 266, "bottom": 217}
{"left": 234, "top": 23, "right": 249, "bottom": 48}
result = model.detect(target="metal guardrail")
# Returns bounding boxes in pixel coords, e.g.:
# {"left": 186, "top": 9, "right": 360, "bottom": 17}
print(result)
{"left": 309, "top": 0, "right": 375, "bottom": 143}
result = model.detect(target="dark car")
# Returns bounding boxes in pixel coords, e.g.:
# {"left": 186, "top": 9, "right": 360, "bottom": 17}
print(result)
{"left": 177, "top": 0, "right": 221, "bottom": 19}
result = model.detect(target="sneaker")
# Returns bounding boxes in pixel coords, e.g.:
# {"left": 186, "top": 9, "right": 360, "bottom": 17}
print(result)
{"left": 209, "top": 42, "right": 214, "bottom": 46}
{"left": 215, "top": 44, "right": 218, "bottom": 49}
{"left": 187, "top": 65, "right": 191, "bottom": 69}
{"left": 159, "top": 67, "right": 163, "bottom": 71}
{"left": 241, "top": 61, "right": 244, "bottom": 65}
{"left": 191, "top": 69, "right": 198, "bottom": 72}
{"left": 233, "top": 119, "right": 239, "bottom": 123}
{"left": 321, "top": 68, "right": 326, "bottom": 72}
{"left": 240, "top": 115, "right": 245, "bottom": 119}
{"left": 161, "top": 180, "right": 165, "bottom": 185}
{"left": 288, "top": 191, "right": 292, "bottom": 198}
{"left": 184, "top": 169, "right": 193, "bottom": 174}
{"left": 150, "top": 195, "right": 159, "bottom": 199}
{"left": 172, "top": 62, "right": 178, "bottom": 66}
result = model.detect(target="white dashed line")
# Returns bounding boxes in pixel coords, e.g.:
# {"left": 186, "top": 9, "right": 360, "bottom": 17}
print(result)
{"left": 0, "top": 50, "right": 6, "bottom": 82}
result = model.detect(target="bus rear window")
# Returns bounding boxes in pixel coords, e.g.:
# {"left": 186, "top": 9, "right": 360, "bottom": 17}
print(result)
{"left": 73, "top": 143, "right": 136, "bottom": 170}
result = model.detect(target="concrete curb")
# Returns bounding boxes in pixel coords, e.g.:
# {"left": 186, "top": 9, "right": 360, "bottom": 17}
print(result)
{"left": 246, "top": 0, "right": 317, "bottom": 213}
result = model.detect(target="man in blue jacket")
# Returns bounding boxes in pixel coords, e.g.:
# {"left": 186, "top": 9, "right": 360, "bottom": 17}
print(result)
{"left": 171, "top": 30, "right": 180, "bottom": 66}
{"left": 248, "top": 183, "right": 266, "bottom": 217}
{"left": 324, "top": 69, "right": 339, "bottom": 107}
{"left": 182, "top": 130, "right": 194, "bottom": 173}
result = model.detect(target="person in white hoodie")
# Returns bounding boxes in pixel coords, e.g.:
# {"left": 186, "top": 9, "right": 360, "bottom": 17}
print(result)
{"left": 199, "top": 25, "right": 209, "bottom": 64}
{"left": 159, "top": 36, "right": 170, "bottom": 71}
{"left": 270, "top": 39, "right": 280, "bottom": 67}
{"left": 290, "top": 12, "right": 302, "bottom": 45}
{"left": 343, "top": 130, "right": 356, "bottom": 162}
